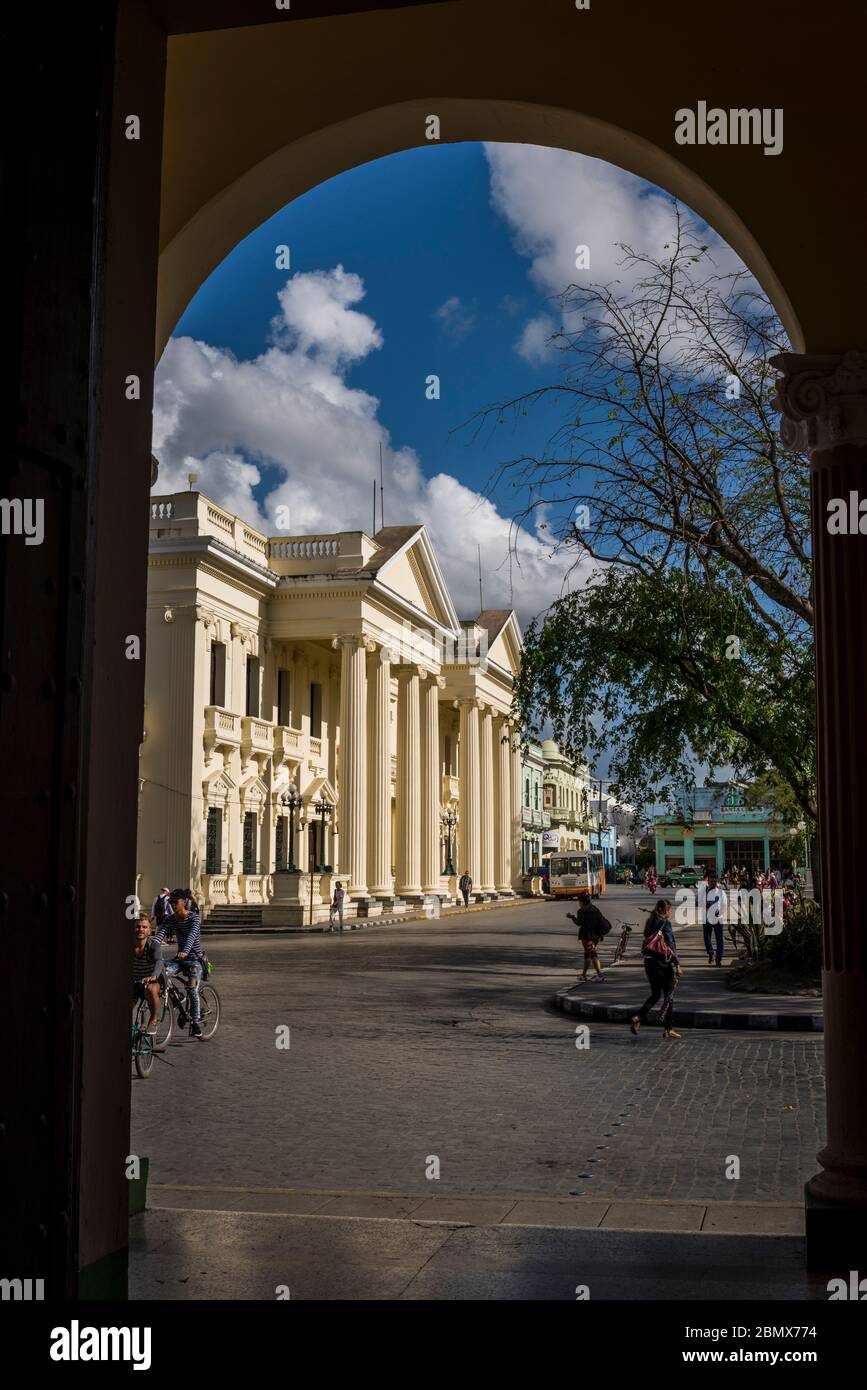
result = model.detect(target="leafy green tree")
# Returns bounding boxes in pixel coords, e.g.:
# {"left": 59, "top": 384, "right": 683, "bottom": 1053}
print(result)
{"left": 477, "top": 204, "right": 815, "bottom": 824}
{"left": 515, "top": 564, "right": 815, "bottom": 822}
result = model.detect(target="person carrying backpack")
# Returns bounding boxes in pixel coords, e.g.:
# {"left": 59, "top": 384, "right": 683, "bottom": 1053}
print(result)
{"left": 629, "top": 898, "right": 683, "bottom": 1039}
{"left": 567, "top": 890, "right": 612, "bottom": 982}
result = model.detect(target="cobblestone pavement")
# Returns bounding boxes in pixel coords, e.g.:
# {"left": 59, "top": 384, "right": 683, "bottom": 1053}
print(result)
{"left": 131, "top": 892, "right": 825, "bottom": 1204}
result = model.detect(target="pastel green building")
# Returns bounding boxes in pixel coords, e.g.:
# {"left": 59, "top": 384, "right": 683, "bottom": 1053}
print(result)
{"left": 653, "top": 782, "right": 796, "bottom": 876}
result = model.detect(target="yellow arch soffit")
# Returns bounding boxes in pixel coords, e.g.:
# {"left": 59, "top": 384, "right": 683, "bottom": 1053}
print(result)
{"left": 156, "top": 97, "right": 803, "bottom": 361}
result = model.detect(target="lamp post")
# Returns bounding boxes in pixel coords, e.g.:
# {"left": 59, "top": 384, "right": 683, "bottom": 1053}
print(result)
{"left": 797, "top": 820, "right": 810, "bottom": 874}
{"left": 279, "top": 782, "right": 302, "bottom": 874}
{"left": 314, "top": 796, "right": 333, "bottom": 873}
{"left": 441, "top": 807, "right": 457, "bottom": 877}
{"left": 309, "top": 795, "right": 333, "bottom": 928}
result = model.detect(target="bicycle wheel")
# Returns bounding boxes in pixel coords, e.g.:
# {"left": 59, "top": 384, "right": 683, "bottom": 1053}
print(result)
{"left": 197, "top": 984, "right": 221, "bottom": 1040}
{"left": 152, "top": 988, "right": 174, "bottom": 1050}
{"left": 132, "top": 1001, "right": 155, "bottom": 1077}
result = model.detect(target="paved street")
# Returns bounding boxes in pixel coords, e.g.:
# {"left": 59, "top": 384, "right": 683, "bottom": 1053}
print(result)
{"left": 131, "top": 888, "right": 825, "bottom": 1206}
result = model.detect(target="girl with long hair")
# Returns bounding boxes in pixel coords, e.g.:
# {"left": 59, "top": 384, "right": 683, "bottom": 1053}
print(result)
{"left": 629, "top": 898, "right": 683, "bottom": 1040}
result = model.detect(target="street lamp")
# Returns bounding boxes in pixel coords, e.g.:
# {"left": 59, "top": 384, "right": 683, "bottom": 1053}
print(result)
{"left": 441, "top": 807, "right": 457, "bottom": 876}
{"left": 797, "top": 820, "right": 810, "bottom": 873}
{"left": 279, "top": 782, "right": 302, "bottom": 874}
{"left": 309, "top": 795, "right": 333, "bottom": 929}
{"left": 313, "top": 795, "right": 333, "bottom": 873}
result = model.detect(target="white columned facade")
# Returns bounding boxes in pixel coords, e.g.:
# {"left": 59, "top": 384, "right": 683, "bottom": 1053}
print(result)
{"left": 421, "top": 674, "right": 444, "bottom": 895}
{"left": 396, "top": 665, "right": 422, "bottom": 897}
{"left": 479, "top": 703, "right": 495, "bottom": 895}
{"left": 334, "top": 634, "right": 370, "bottom": 898}
{"left": 494, "top": 714, "right": 512, "bottom": 894}
{"left": 457, "top": 697, "right": 481, "bottom": 888}
{"left": 367, "top": 643, "right": 393, "bottom": 898}
{"left": 509, "top": 723, "right": 524, "bottom": 890}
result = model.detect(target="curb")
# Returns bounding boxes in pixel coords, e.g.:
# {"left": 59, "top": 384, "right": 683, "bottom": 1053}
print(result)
{"left": 554, "top": 988, "right": 823, "bottom": 1033}
{"left": 203, "top": 894, "right": 545, "bottom": 936}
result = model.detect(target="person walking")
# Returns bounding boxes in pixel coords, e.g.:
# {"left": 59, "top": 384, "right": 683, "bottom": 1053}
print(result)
{"left": 458, "top": 869, "right": 472, "bottom": 907}
{"left": 702, "top": 870, "right": 725, "bottom": 966}
{"left": 629, "top": 899, "right": 683, "bottom": 1039}
{"left": 329, "top": 880, "right": 345, "bottom": 933}
{"left": 567, "top": 890, "right": 611, "bottom": 982}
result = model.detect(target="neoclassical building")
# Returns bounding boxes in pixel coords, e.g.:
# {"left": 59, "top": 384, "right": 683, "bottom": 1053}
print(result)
{"left": 540, "top": 739, "right": 591, "bottom": 856}
{"left": 138, "top": 491, "right": 525, "bottom": 921}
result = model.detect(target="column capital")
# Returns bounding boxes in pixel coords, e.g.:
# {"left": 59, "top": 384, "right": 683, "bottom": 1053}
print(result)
{"left": 453, "top": 695, "right": 482, "bottom": 711}
{"left": 165, "top": 602, "right": 215, "bottom": 626}
{"left": 368, "top": 639, "right": 398, "bottom": 664}
{"left": 396, "top": 661, "right": 425, "bottom": 681}
{"left": 230, "top": 620, "right": 253, "bottom": 644}
{"left": 772, "top": 350, "right": 867, "bottom": 454}
{"left": 331, "top": 633, "right": 376, "bottom": 653}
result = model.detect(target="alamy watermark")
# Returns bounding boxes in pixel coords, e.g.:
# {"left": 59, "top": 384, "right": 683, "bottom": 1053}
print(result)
{"left": 675, "top": 102, "right": 783, "bottom": 157}
{"left": 0, "top": 498, "right": 44, "bottom": 546}
{"left": 675, "top": 883, "right": 784, "bottom": 933}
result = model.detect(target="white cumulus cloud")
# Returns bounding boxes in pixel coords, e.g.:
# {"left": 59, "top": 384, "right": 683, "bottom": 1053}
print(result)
{"left": 483, "top": 143, "right": 744, "bottom": 355}
{"left": 154, "top": 267, "right": 589, "bottom": 624}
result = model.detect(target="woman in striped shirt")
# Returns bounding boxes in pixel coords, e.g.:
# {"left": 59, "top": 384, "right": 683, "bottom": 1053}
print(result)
{"left": 154, "top": 889, "right": 205, "bottom": 1038}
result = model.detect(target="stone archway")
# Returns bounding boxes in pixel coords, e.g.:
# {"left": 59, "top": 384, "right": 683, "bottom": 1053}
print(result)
{"left": 156, "top": 96, "right": 803, "bottom": 358}
{"left": 153, "top": 81, "right": 867, "bottom": 1269}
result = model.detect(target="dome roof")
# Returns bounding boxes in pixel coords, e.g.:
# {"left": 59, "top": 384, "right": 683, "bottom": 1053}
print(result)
{"left": 541, "top": 739, "right": 559, "bottom": 755}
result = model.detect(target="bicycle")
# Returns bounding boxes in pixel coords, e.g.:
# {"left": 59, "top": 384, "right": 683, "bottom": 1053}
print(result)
{"left": 611, "top": 921, "right": 635, "bottom": 965}
{"left": 160, "top": 965, "right": 221, "bottom": 1043}
{"left": 131, "top": 1003, "right": 156, "bottom": 1078}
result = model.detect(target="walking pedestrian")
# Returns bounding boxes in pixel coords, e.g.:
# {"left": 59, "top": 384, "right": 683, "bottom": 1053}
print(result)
{"left": 629, "top": 899, "right": 683, "bottom": 1039}
{"left": 458, "top": 869, "right": 472, "bottom": 907}
{"left": 702, "top": 870, "right": 725, "bottom": 966}
{"left": 329, "top": 880, "right": 345, "bottom": 933}
{"left": 567, "top": 890, "right": 612, "bottom": 982}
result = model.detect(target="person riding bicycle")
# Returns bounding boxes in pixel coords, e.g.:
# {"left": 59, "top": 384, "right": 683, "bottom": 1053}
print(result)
{"left": 132, "top": 911, "right": 165, "bottom": 1035}
{"left": 153, "top": 888, "right": 205, "bottom": 1038}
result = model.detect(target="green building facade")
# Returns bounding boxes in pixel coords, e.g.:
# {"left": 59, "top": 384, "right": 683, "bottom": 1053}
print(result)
{"left": 653, "top": 783, "right": 797, "bottom": 876}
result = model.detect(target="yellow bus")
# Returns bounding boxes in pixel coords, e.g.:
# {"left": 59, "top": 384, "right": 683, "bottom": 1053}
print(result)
{"left": 547, "top": 849, "right": 606, "bottom": 898}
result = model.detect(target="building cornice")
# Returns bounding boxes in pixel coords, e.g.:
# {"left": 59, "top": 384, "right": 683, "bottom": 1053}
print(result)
{"left": 149, "top": 537, "right": 277, "bottom": 590}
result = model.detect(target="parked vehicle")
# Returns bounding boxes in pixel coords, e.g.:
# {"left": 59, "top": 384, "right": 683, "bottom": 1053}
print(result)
{"left": 659, "top": 864, "right": 704, "bottom": 888}
{"left": 611, "top": 863, "right": 637, "bottom": 884}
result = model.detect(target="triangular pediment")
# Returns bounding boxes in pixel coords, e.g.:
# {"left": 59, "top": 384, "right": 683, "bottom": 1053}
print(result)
{"left": 372, "top": 526, "right": 460, "bottom": 633}
{"left": 203, "top": 768, "right": 236, "bottom": 802}
{"left": 482, "top": 611, "right": 523, "bottom": 676}
{"left": 240, "top": 772, "right": 269, "bottom": 803}
{"left": 304, "top": 774, "right": 338, "bottom": 807}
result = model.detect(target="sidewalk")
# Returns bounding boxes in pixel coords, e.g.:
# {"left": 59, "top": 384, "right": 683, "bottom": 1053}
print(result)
{"left": 554, "top": 924, "right": 822, "bottom": 1033}
{"left": 203, "top": 893, "right": 546, "bottom": 935}
{"left": 130, "top": 1186, "right": 826, "bottom": 1300}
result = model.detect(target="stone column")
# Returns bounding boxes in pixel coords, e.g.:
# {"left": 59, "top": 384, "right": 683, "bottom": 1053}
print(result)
{"left": 510, "top": 722, "right": 523, "bottom": 892}
{"left": 333, "top": 634, "right": 370, "bottom": 898}
{"left": 456, "top": 697, "right": 481, "bottom": 890}
{"left": 368, "top": 644, "right": 394, "bottom": 898}
{"left": 494, "top": 715, "right": 512, "bottom": 894}
{"left": 396, "top": 665, "right": 422, "bottom": 898}
{"left": 421, "top": 675, "right": 445, "bottom": 895}
{"left": 774, "top": 349, "right": 867, "bottom": 1266}
{"left": 479, "top": 704, "right": 495, "bottom": 895}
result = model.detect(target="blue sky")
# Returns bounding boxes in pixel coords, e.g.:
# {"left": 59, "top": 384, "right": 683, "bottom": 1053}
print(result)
{"left": 173, "top": 143, "right": 566, "bottom": 524}
{"left": 155, "top": 140, "right": 731, "bottom": 625}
